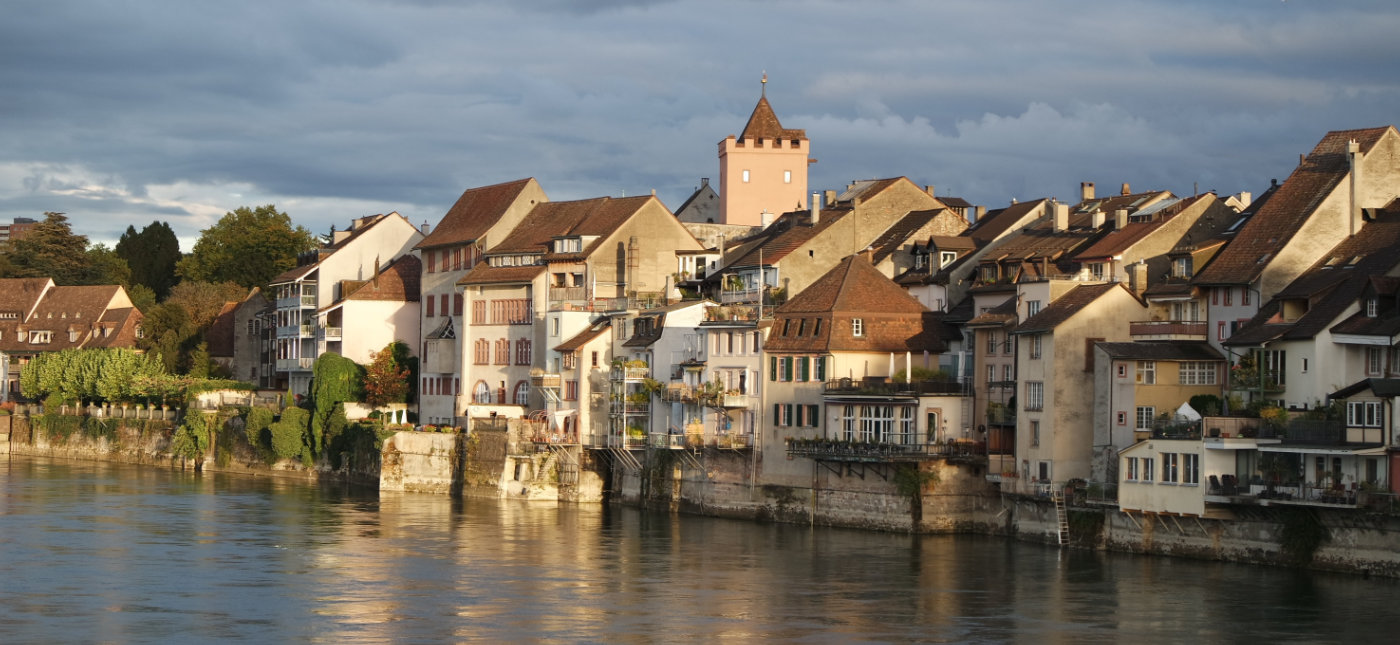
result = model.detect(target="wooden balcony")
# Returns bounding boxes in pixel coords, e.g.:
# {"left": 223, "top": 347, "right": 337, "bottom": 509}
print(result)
{"left": 1129, "top": 320, "right": 1207, "bottom": 341}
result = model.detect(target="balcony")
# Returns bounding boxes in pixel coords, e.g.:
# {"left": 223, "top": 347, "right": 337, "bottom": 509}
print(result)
{"left": 1129, "top": 320, "right": 1207, "bottom": 341}
{"left": 611, "top": 366, "right": 650, "bottom": 381}
{"left": 703, "top": 304, "right": 761, "bottom": 324}
{"left": 985, "top": 403, "right": 1016, "bottom": 426}
{"left": 319, "top": 326, "right": 342, "bottom": 341}
{"left": 276, "top": 357, "right": 315, "bottom": 371}
{"left": 786, "top": 437, "right": 986, "bottom": 463}
{"left": 531, "top": 373, "right": 562, "bottom": 389}
{"left": 823, "top": 378, "right": 970, "bottom": 398}
{"left": 720, "top": 288, "right": 762, "bottom": 304}
{"left": 721, "top": 393, "right": 752, "bottom": 408}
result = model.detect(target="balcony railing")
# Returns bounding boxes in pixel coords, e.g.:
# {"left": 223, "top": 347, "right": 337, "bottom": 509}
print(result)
{"left": 275, "top": 357, "right": 315, "bottom": 371}
{"left": 611, "top": 366, "right": 650, "bottom": 380}
{"left": 319, "top": 326, "right": 342, "bottom": 340}
{"left": 786, "top": 437, "right": 986, "bottom": 462}
{"left": 823, "top": 378, "right": 970, "bottom": 397}
{"left": 703, "top": 304, "right": 762, "bottom": 323}
{"left": 1129, "top": 320, "right": 1207, "bottom": 340}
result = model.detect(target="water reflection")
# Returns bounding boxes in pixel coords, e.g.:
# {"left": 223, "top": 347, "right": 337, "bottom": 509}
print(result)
{"left": 1, "top": 456, "right": 1397, "bottom": 642}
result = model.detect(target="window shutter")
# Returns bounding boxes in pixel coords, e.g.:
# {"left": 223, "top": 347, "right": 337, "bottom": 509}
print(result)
{"left": 770, "top": 356, "right": 778, "bottom": 381}
{"left": 783, "top": 357, "right": 793, "bottom": 382}
{"left": 815, "top": 357, "right": 826, "bottom": 382}
{"left": 798, "top": 357, "right": 810, "bottom": 382}
{"left": 773, "top": 404, "right": 781, "bottom": 426}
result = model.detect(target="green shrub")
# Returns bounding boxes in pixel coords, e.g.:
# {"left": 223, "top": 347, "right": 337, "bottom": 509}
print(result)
{"left": 269, "top": 407, "right": 310, "bottom": 460}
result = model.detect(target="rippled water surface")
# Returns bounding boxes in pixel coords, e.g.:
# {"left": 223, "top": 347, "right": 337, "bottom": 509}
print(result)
{"left": 1, "top": 456, "right": 1396, "bottom": 643}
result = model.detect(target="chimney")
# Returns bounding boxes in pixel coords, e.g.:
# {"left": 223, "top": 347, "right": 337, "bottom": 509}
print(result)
{"left": 1120, "top": 183, "right": 1131, "bottom": 196}
{"left": 972, "top": 205, "right": 985, "bottom": 225}
{"left": 925, "top": 185, "right": 937, "bottom": 197}
{"left": 1052, "top": 202, "right": 1069, "bottom": 232}
{"left": 372, "top": 256, "right": 380, "bottom": 288}
{"left": 811, "top": 192, "right": 821, "bottom": 226}
{"left": 1115, "top": 209, "right": 1129, "bottom": 230}
{"left": 1129, "top": 262, "right": 1148, "bottom": 296}
{"left": 825, "top": 189, "right": 836, "bottom": 206}
{"left": 761, "top": 210, "right": 775, "bottom": 227}
{"left": 1348, "top": 139, "right": 1362, "bottom": 236}
{"left": 1081, "top": 182, "right": 1095, "bottom": 201}
{"left": 420, "top": 220, "right": 431, "bottom": 235}
{"left": 1092, "top": 211, "right": 1106, "bottom": 229}
{"left": 1237, "top": 191, "right": 1252, "bottom": 208}
{"left": 701, "top": 177, "right": 709, "bottom": 187}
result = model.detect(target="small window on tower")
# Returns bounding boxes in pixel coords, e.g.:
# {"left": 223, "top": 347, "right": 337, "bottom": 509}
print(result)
{"left": 742, "top": 170, "right": 751, "bottom": 183}
{"left": 784, "top": 170, "right": 792, "bottom": 184}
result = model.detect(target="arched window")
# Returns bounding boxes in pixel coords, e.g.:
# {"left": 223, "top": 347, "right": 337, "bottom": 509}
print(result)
{"left": 513, "top": 381, "right": 530, "bottom": 406}
{"left": 473, "top": 380, "right": 492, "bottom": 404}
{"left": 515, "top": 339, "right": 532, "bottom": 365}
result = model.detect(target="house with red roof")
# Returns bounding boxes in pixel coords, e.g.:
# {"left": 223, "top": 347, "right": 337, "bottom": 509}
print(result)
{"left": 0, "top": 278, "right": 144, "bottom": 400}
{"left": 417, "top": 178, "right": 546, "bottom": 426}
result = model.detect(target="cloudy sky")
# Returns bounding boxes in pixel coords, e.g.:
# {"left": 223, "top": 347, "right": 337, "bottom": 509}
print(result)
{"left": 3, "top": 0, "right": 1398, "bottom": 249}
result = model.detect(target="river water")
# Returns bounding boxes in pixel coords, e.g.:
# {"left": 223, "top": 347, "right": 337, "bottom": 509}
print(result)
{"left": 0, "top": 456, "right": 1394, "bottom": 643}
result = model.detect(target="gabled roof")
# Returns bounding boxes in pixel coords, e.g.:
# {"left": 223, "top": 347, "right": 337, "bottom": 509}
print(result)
{"left": 555, "top": 320, "right": 611, "bottom": 352}
{"left": 965, "top": 296, "right": 1018, "bottom": 328}
{"left": 737, "top": 96, "right": 806, "bottom": 142}
{"left": 966, "top": 199, "right": 1047, "bottom": 245}
{"left": 776, "top": 252, "right": 926, "bottom": 316}
{"left": 270, "top": 212, "right": 412, "bottom": 285}
{"left": 869, "top": 209, "right": 954, "bottom": 265}
{"left": 488, "top": 195, "right": 655, "bottom": 256}
{"left": 1013, "top": 283, "right": 1125, "bottom": 335}
{"left": 1072, "top": 195, "right": 1213, "bottom": 261}
{"left": 1194, "top": 127, "right": 1394, "bottom": 286}
{"left": 343, "top": 255, "right": 422, "bottom": 303}
{"left": 1226, "top": 211, "right": 1400, "bottom": 346}
{"left": 1332, "top": 378, "right": 1400, "bottom": 399}
{"left": 0, "top": 281, "right": 142, "bottom": 353}
{"left": 417, "top": 178, "right": 540, "bottom": 251}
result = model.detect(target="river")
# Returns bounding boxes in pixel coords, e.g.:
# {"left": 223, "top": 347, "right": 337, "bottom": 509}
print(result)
{"left": 0, "top": 456, "right": 1394, "bottom": 643}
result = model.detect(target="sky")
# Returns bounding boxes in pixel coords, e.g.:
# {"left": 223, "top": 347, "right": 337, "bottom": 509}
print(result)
{"left": 3, "top": 0, "right": 1399, "bottom": 250}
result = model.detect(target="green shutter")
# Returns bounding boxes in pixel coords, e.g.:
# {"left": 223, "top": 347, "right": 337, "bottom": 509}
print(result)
{"left": 799, "top": 357, "right": 810, "bottom": 382}
{"left": 770, "top": 356, "right": 777, "bottom": 381}
{"left": 815, "top": 357, "right": 826, "bottom": 382}
{"left": 785, "top": 404, "right": 794, "bottom": 427}
{"left": 774, "top": 404, "right": 781, "bottom": 426}
{"left": 807, "top": 405, "right": 819, "bottom": 428}
{"left": 783, "top": 357, "right": 793, "bottom": 382}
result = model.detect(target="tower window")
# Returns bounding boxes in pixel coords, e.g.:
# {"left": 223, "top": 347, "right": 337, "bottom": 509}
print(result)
{"left": 742, "top": 170, "right": 751, "bottom": 183}
{"left": 784, "top": 170, "right": 792, "bottom": 184}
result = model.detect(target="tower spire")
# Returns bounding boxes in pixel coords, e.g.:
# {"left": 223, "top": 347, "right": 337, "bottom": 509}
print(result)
{"left": 761, "top": 71, "right": 767, "bottom": 97}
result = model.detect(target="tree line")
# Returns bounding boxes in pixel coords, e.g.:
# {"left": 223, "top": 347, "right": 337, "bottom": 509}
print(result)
{"left": 0, "top": 206, "right": 318, "bottom": 376}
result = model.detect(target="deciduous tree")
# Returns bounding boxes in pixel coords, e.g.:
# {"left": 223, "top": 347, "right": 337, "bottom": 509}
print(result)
{"left": 363, "top": 342, "right": 410, "bottom": 409}
{"left": 177, "top": 205, "right": 316, "bottom": 289}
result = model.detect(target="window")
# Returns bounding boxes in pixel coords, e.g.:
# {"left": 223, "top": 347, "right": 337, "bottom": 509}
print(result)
{"left": 1089, "top": 263, "right": 1105, "bottom": 280}
{"left": 513, "top": 381, "right": 530, "bottom": 406}
{"left": 1257, "top": 349, "right": 1286, "bottom": 386}
{"left": 1142, "top": 457, "right": 1155, "bottom": 482}
{"left": 1027, "top": 300, "right": 1042, "bottom": 317}
{"left": 742, "top": 169, "right": 751, "bottom": 183}
{"left": 1029, "top": 334, "right": 1042, "bottom": 359}
{"left": 986, "top": 332, "right": 998, "bottom": 354}
{"left": 1242, "top": 288, "right": 1250, "bottom": 306}
{"left": 784, "top": 170, "right": 792, "bottom": 184}
{"left": 797, "top": 356, "right": 810, "bottom": 382}
{"left": 427, "top": 252, "right": 436, "bottom": 273}
{"left": 1183, "top": 453, "right": 1200, "bottom": 485}
{"left": 1163, "top": 453, "right": 1179, "bottom": 483}
{"left": 1117, "top": 364, "right": 1128, "bottom": 378}
{"left": 814, "top": 356, "right": 826, "bottom": 381}
{"left": 564, "top": 380, "right": 579, "bottom": 401}
{"left": 1223, "top": 288, "right": 1233, "bottom": 306}
{"left": 441, "top": 294, "right": 449, "bottom": 318}
{"left": 1125, "top": 457, "right": 1139, "bottom": 481}
{"left": 1348, "top": 401, "right": 1383, "bottom": 427}
{"left": 454, "top": 295, "right": 464, "bottom": 316}
{"left": 515, "top": 339, "right": 532, "bottom": 365}
{"left": 1117, "top": 411, "right": 1127, "bottom": 426}
{"left": 1179, "top": 361, "right": 1217, "bottom": 385}
{"left": 939, "top": 251, "right": 958, "bottom": 268}
{"left": 1030, "top": 420, "right": 1040, "bottom": 447}
{"left": 1135, "top": 361, "right": 1156, "bottom": 384}
{"left": 773, "top": 403, "right": 793, "bottom": 427}
{"left": 852, "top": 318, "right": 864, "bottom": 337}
{"left": 1367, "top": 347, "right": 1384, "bottom": 376}
{"left": 1301, "top": 357, "right": 1309, "bottom": 373}
{"left": 473, "top": 381, "right": 492, "bottom": 404}
{"left": 1135, "top": 406, "right": 1155, "bottom": 430}
{"left": 1002, "top": 364, "right": 1013, "bottom": 382}
{"left": 473, "top": 340, "right": 490, "bottom": 365}
{"left": 1217, "top": 321, "right": 1227, "bottom": 341}
{"left": 472, "top": 300, "right": 487, "bottom": 324}
{"left": 426, "top": 297, "right": 436, "bottom": 318}
{"left": 987, "top": 366, "right": 996, "bottom": 384}
{"left": 494, "top": 339, "right": 510, "bottom": 365}
{"left": 1025, "top": 381, "right": 1044, "bottom": 411}
{"left": 1171, "top": 256, "right": 1192, "bottom": 278}
{"left": 1367, "top": 298, "right": 1379, "bottom": 317}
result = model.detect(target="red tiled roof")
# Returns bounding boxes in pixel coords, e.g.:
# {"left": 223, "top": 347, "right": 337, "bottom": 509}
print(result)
{"left": 1194, "top": 127, "right": 1394, "bottom": 286}
{"left": 1013, "top": 283, "right": 1125, "bottom": 334}
{"left": 457, "top": 262, "right": 546, "bottom": 286}
{"left": 766, "top": 253, "right": 944, "bottom": 354}
{"left": 417, "top": 178, "right": 540, "bottom": 251}
{"left": 344, "top": 255, "right": 422, "bottom": 303}
{"left": 737, "top": 96, "right": 806, "bottom": 142}
{"left": 556, "top": 321, "right": 611, "bottom": 352}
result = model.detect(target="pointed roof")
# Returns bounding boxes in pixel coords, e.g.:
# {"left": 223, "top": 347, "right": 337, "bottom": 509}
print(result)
{"left": 418, "top": 178, "right": 541, "bottom": 250}
{"left": 738, "top": 96, "right": 806, "bottom": 142}
{"left": 776, "top": 252, "right": 927, "bottom": 315}
{"left": 1013, "top": 283, "right": 1127, "bottom": 335}
{"left": 1194, "top": 127, "right": 1395, "bottom": 286}
{"left": 343, "top": 255, "right": 422, "bottom": 303}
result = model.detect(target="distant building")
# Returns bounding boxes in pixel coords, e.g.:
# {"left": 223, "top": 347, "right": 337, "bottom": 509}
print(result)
{"left": 718, "top": 78, "right": 813, "bottom": 226}
{"left": 0, "top": 217, "right": 39, "bottom": 245}
{"left": 0, "top": 278, "right": 144, "bottom": 400}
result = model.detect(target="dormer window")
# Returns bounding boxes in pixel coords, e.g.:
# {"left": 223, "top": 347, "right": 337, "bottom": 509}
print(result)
{"left": 939, "top": 251, "right": 957, "bottom": 268}
{"left": 852, "top": 318, "right": 864, "bottom": 337}
{"left": 1367, "top": 298, "right": 1379, "bottom": 317}
{"left": 28, "top": 330, "right": 52, "bottom": 344}
{"left": 1171, "top": 256, "right": 1193, "bottom": 278}
{"left": 553, "top": 237, "right": 582, "bottom": 254}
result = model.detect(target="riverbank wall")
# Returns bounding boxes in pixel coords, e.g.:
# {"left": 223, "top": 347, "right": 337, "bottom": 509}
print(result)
{"left": 11, "top": 414, "right": 1400, "bottom": 578}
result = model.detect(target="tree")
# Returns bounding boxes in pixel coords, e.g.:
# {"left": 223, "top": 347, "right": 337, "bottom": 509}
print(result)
{"left": 3, "top": 212, "right": 103, "bottom": 284}
{"left": 308, "top": 352, "right": 363, "bottom": 457}
{"left": 136, "top": 281, "right": 244, "bottom": 374}
{"left": 177, "top": 205, "right": 316, "bottom": 289}
{"left": 116, "top": 221, "right": 181, "bottom": 299}
{"left": 363, "top": 342, "right": 410, "bottom": 409}
{"left": 84, "top": 243, "right": 132, "bottom": 287}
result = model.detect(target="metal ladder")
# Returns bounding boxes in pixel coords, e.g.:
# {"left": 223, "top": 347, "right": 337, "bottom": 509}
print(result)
{"left": 1052, "top": 488, "right": 1070, "bottom": 546}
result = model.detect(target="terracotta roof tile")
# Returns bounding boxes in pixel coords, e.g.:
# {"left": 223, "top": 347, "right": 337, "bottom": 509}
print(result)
{"left": 737, "top": 96, "right": 806, "bottom": 142}
{"left": 766, "top": 254, "right": 944, "bottom": 354}
{"left": 344, "top": 255, "right": 422, "bottom": 303}
{"left": 1013, "top": 283, "right": 1123, "bottom": 334}
{"left": 1194, "top": 127, "right": 1394, "bottom": 286}
{"left": 417, "top": 178, "right": 540, "bottom": 250}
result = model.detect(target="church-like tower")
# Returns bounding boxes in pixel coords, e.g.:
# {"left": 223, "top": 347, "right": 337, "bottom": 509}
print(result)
{"left": 718, "top": 76, "right": 812, "bottom": 226}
